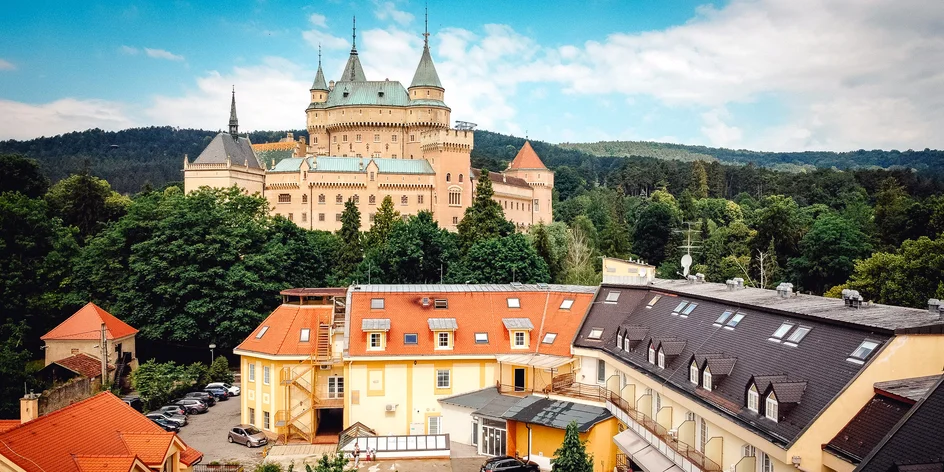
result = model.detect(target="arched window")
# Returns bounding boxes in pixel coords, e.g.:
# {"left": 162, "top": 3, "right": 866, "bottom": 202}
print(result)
{"left": 657, "top": 348, "right": 665, "bottom": 369}
{"left": 446, "top": 173, "right": 451, "bottom": 182}
{"left": 318, "top": 194, "right": 325, "bottom": 203}
{"left": 369, "top": 195, "right": 376, "bottom": 204}
{"left": 747, "top": 384, "right": 759, "bottom": 412}
{"left": 647, "top": 343, "right": 656, "bottom": 364}
{"left": 448, "top": 190, "right": 461, "bottom": 206}
{"left": 302, "top": 194, "right": 308, "bottom": 204}
{"left": 703, "top": 367, "right": 713, "bottom": 391}
{"left": 765, "top": 392, "right": 778, "bottom": 422}
{"left": 690, "top": 361, "right": 699, "bottom": 384}
{"left": 459, "top": 174, "right": 464, "bottom": 182}
{"left": 353, "top": 194, "right": 360, "bottom": 204}
{"left": 401, "top": 195, "right": 408, "bottom": 205}
{"left": 336, "top": 194, "right": 343, "bottom": 204}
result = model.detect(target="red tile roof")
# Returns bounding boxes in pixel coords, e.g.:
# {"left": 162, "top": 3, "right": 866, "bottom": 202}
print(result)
{"left": 0, "top": 420, "right": 18, "bottom": 433}
{"left": 41, "top": 302, "right": 138, "bottom": 341}
{"left": 118, "top": 432, "right": 176, "bottom": 465}
{"left": 72, "top": 455, "right": 141, "bottom": 472}
{"left": 52, "top": 353, "right": 116, "bottom": 378}
{"left": 235, "top": 304, "right": 335, "bottom": 356}
{"left": 0, "top": 392, "right": 201, "bottom": 472}
{"left": 508, "top": 141, "right": 547, "bottom": 170}
{"left": 349, "top": 287, "right": 595, "bottom": 357}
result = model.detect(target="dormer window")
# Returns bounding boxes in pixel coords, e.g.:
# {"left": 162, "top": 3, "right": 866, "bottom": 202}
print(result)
{"left": 369, "top": 332, "right": 384, "bottom": 350}
{"left": 256, "top": 326, "right": 269, "bottom": 339}
{"left": 657, "top": 348, "right": 665, "bottom": 369}
{"left": 648, "top": 344, "right": 656, "bottom": 364}
{"left": 560, "top": 299, "right": 574, "bottom": 310}
{"left": 623, "top": 337, "right": 630, "bottom": 351}
{"left": 747, "top": 384, "right": 759, "bottom": 412}
{"left": 765, "top": 392, "right": 778, "bottom": 421}
{"left": 513, "top": 332, "right": 527, "bottom": 347}
{"left": 617, "top": 331, "right": 624, "bottom": 350}
{"left": 848, "top": 340, "right": 880, "bottom": 364}
{"left": 703, "top": 367, "right": 713, "bottom": 391}
{"left": 438, "top": 332, "right": 451, "bottom": 348}
{"left": 689, "top": 361, "right": 699, "bottom": 384}
{"left": 647, "top": 295, "right": 661, "bottom": 308}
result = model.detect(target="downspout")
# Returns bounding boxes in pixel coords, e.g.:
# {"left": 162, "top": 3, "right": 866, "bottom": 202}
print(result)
{"left": 526, "top": 423, "right": 532, "bottom": 461}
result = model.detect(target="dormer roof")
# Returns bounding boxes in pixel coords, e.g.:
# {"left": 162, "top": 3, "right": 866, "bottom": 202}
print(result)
{"left": 508, "top": 141, "right": 548, "bottom": 170}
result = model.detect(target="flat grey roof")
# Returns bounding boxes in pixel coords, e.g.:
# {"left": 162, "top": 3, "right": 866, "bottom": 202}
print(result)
{"left": 361, "top": 319, "right": 390, "bottom": 331}
{"left": 502, "top": 396, "right": 612, "bottom": 432}
{"left": 474, "top": 395, "right": 525, "bottom": 420}
{"left": 502, "top": 318, "right": 535, "bottom": 330}
{"left": 439, "top": 387, "right": 505, "bottom": 410}
{"left": 427, "top": 318, "right": 458, "bottom": 330}
{"left": 353, "top": 284, "right": 597, "bottom": 294}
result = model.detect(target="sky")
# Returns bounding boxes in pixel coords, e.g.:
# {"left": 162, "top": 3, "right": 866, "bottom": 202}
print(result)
{"left": 1, "top": 0, "right": 942, "bottom": 151}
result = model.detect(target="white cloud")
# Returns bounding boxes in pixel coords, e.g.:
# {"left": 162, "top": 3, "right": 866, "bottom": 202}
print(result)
{"left": 700, "top": 108, "right": 743, "bottom": 148}
{"left": 144, "top": 48, "right": 184, "bottom": 61}
{"left": 0, "top": 98, "right": 135, "bottom": 140}
{"left": 119, "top": 45, "right": 139, "bottom": 55}
{"left": 0, "top": 59, "right": 15, "bottom": 70}
{"left": 373, "top": 1, "right": 414, "bottom": 26}
{"left": 308, "top": 13, "right": 327, "bottom": 28}
{"left": 302, "top": 14, "right": 349, "bottom": 51}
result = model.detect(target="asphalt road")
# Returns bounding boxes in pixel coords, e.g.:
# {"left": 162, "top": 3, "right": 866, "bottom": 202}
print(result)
{"left": 176, "top": 395, "right": 264, "bottom": 464}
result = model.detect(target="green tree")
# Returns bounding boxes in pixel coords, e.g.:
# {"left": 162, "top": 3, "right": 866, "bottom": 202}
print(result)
{"left": 264, "top": 218, "right": 340, "bottom": 288}
{"left": 0, "top": 321, "right": 44, "bottom": 418}
{"left": 562, "top": 226, "right": 600, "bottom": 285}
{"left": 45, "top": 168, "right": 129, "bottom": 242}
{"left": 359, "top": 211, "right": 457, "bottom": 283}
{"left": 751, "top": 195, "right": 806, "bottom": 264}
{"left": 690, "top": 160, "right": 709, "bottom": 199}
{"left": 457, "top": 170, "right": 514, "bottom": 252}
{"left": 253, "top": 464, "right": 283, "bottom": 472}
{"left": 335, "top": 198, "right": 363, "bottom": 282}
{"left": 208, "top": 355, "right": 235, "bottom": 384}
{"left": 845, "top": 234, "right": 944, "bottom": 308}
{"left": 364, "top": 195, "right": 400, "bottom": 250}
{"left": 132, "top": 359, "right": 201, "bottom": 409}
{"left": 874, "top": 178, "right": 920, "bottom": 250}
{"left": 632, "top": 200, "right": 680, "bottom": 266}
{"left": 551, "top": 421, "right": 593, "bottom": 472}
{"left": 449, "top": 233, "right": 549, "bottom": 283}
{"left": 310, "top": 453, "right": 349, "bottom": 472}
{"left": 788, "top": 213, "right": 872, "bottom": 294}
{"left": 554, "top": 166, "right": 587, "bottom": 201}
{"left": 0, "top": 153, "right": 49, "bottom": 198}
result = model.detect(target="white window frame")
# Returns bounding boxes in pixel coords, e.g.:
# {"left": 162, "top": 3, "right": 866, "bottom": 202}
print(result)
{"left": 248, "top": 363, "right": 255, "bottom": 382}
{"left": 690, "top": 362, "right": 699, "bottom": 385}
{"left": 747, "top": 384, "right": 759, "bottom": 412}
{"left": 703, "top": 368, "right": 712, "bottom": 391}
{"left": 514, "top": 331, "right": 526, "bottom": 347}
{"left": 617, "top": 332, "right": 624, "bottom": 350}
{"left": 648, "top": 344, "right": 656, "bottom": 364}
{"left": 597, "top": 359, "right": 606, "bottom": 383}
{"left": 770, "top": 323, "right": 793, "bottom": 340}
{"left": 849, "top": 340, "right": 880, "bottom": 363}
{"left": 560, "top": 299, "right": 574, "bottom": 310}
{"left": 623, "top": 337, "right": 630, "bottom": 351}
{"left": 606, "top": 291, "right": 621, "bottom": 302}
{"left": 327, "top": 376, "right": 344, "bottom": 399}
{"left": 657, "top": 348, "right": 665, "bottom": 369}
{"left": 300, "top": 328, "right": 310, "bottom": 342}
{"left": 587, "top": 328, "right": 604, "bottom": 340}
{"left": 428, "top": 415, "right": 442, "bottom": 434}
{"left": 249, "top": 407, "right": 255, "bottom": 426}
{"left": 542, "top": 333, "right": 557, "bottom": 344}
{"left": 369, "top": 332, "right": 383, "bottom": 350}
{"left": 765, "top": 393, "right": 778, "bottom": 422}
{"left": 507, "top": 298, "right": 520, "bottom": 308}
{"left": 256, "top": 326, "right": 269, "bottom": 339}
{"left": 263, "top": 410, "right": 270, "bottom": 429}
{"left": 263, "top": 366, "right": 270, "bottom": 385}
{"left": 438, "top": 331, "right": 451, "bottom": 348}
{"left": 761, "top": 452, "right": 773, "bottom": 472}
{"left": 475, "top": 332, "right": 489, "bottom": 344}
{"left": 785, "top": 326, "right": 811, "bottom": 345}
{"left": 370, "top": 298, "right": 385, "bottom": 309}
{"left": 436, "top": 369, "right": 451, "bottom": 388}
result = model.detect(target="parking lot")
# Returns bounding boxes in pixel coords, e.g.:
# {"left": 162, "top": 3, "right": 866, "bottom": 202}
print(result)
{"left": 176, "top": 394, "right": 264, "bottom": 464}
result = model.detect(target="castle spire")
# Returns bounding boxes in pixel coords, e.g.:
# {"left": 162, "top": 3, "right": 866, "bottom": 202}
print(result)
{"left": 409, "top": 8, "right": 442, "bottom": 90}
{"left": 228, "top": 86, "right": 239, "bottom": 136}
{"left": 338, "top": 16, "right": 366, "bottom": 82}
{"left": 311, "top": 44, "right": 328, "bottom": 91}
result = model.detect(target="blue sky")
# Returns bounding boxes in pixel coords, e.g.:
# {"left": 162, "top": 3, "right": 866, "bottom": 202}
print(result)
{"left": 1, "top": 0, "right": 942, "bottom": 151}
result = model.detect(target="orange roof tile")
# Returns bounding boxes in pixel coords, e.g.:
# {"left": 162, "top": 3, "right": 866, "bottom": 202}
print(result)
{"left": 41, "top": 302, "right": 138, "bottom": 341}
{"left": 52, "top": 353, "right": 116, "bottom": 378}
{"left": 348, "top": 286, "right": 595, "bottom": 357}
{"left": 119, "top": 432, "right": 176, "bottom": 465}
{"left": 508, "top": 141, "right": 547, "bottom": 170}
{"left": 0, "top": 420, "right": 19, "bottom": 433}
{"left": 0, "top": 392, "right": 200, "bottom": 472}
{"left": 72, "top": 455, "right": 141, "bottom": 472}
{"left": 179, "top": 446, "right": 204, "bottom": 466}
{"left": 235, "top": 303, "right": 335, "bottom": 356}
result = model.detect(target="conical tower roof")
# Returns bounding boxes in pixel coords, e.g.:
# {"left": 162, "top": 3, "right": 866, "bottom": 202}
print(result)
{"left": 509, "top": 141, "right": 547, "bottom": 170}
{"left": 410, "top": 13, "right": 442, "bottom": 89}
{"left": 339, "top": 17, "right": 367, "bottom": 82}
{"left": 228, "top": 87, "right": 239, "bottom": 136}
{"left": 311, "top": 47, "right": 328, "bottom": 91}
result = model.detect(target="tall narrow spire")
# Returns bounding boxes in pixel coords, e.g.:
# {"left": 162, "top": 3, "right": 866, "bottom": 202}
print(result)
{"left": 410, "top": 8, "right": 443, "bottom": 90}
{"left": 423, "top": 3, "right": 429, "bottom": 46}
{"left": 338, "top": 16, "right": 367, "bottom": 82}
{"left": 228, "top": 86, "right": 239, "bottom": 136}
{"left": 311, "top": 44, "right": 328, "bottom": 91}
{"left": 352, "top": 15, "right": 357, "bottom": 50}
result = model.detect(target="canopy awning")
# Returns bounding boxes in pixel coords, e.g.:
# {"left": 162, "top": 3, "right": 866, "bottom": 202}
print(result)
{"left": 496, "top": 353, "right": 574, "bottom": 370}
{"left": 613, "top": 429, "right": 684, "bottom": 472}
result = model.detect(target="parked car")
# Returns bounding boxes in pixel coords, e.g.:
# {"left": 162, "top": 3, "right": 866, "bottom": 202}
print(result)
{"left": 204, "top": 387, "right": 230, "bottom": 401}
{"left": 158, "top": 405, "right": 187, "bottom": 416}
{"left": 170, "top": 398, "right": 209, "bottom": 414}
{"left": 149, "top": 416, "right": 180, "bottom": 432}
{"left": 121, "top": 395, "right": 144, "bottom": 412}
{"left": 146, "top": 411, "right": 187, "bottom": 427}
{"left": 184, "top": 391, "right": 216, "bottom": 407}
{"left": 227, "top": 425, "right": 268, "bottom": 448}
{"left": 206, "top": 382, "right": 240, "bottom": 396}
{"left": 480, "top": 456, "right": 539, "bottom": 472}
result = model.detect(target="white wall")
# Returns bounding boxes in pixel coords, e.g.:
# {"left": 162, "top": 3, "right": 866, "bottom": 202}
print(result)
{"left": 441, "top": 403, "right": 475, "bottom": 445}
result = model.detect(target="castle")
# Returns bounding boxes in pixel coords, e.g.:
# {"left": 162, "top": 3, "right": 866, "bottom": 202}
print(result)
{"left": 183, "top": 20, "right": 553, "bottom": 231}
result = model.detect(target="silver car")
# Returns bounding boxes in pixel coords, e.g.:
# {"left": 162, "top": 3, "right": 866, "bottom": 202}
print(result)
{"left": 206, "top": 382, "right": 240, "bottom": 396}
{"left": 146, "top": 411, "right": 187, "bottom": 427}
{"left": 227, "top": 425, "right": 268, "bottom": 447}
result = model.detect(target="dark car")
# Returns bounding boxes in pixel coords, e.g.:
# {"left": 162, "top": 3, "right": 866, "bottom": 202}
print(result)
{"left": 149, "top": 416, "right": 180, "bottom": 432}
{"left": 184, "top": 391, "right": 216, "bottom": 406}
{"left": 146, "top": 411, "right": 187, "bottom": 427}
{"left": 121, "top": 395, "right": 144, "bottom": 412}
{"left": 227, "top": 424, "right": 268, "bottom": 447}
{"left": 159, "top": 405, "right": 187, "bottom": 416}
{"left": 480, "top": 456, "right": 539, "bottom": 472}
{"left": 204, "top": 387, "right": 230, "bottom": 401}
{"left": 171, "top": 398, "right": 209, "bottom": 414}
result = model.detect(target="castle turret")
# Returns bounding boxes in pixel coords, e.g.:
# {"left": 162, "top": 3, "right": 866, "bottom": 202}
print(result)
{"left": 310, "top": 46, "right": 329, "bottom": 104}
{"left": 338, "top": 17, "right": 366, "bottom": 82}
{"left": 228, "top": 87, "right": 239, "bottom": 136}
{"left": 408, "top": 12, "right": 445, "bottom": 103}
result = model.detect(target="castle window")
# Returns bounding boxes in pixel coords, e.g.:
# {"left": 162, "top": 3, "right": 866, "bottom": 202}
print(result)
{"left": 288, "top": 213, "right": 293, "bottom": 222}
{"left": 391, "top": 154, "right": 397, "bottom": 158}
{"left": 374, "top": 134, "right": 380, "bottom": 142}
{"left": 452, "top": 216, "right": 458, "bottom": 225}
{"left": 459, "top": 174, "right": 463, "bottom": 182}
{"left": 313, "top": 136, "right": 318, "bottom": 144}
{"left": 448, "top": 190, "right": 461, "bottom": 206}
{"left": 369, "top": 195, "right": 376, "bottom": 204}
{"left": 369, "top": 213, "right": 375, "bottom": 222}
{"left": 278, "top": 194, "right": 291, "bottom": 203}
{"left": 335, "top": 213, "right": 341, "bottom": 222}
{"left": 332, "top": 135, "right": 337, "bottom": 143}
{"left": 446, "top": 173, "right": 451, "bottom": 182}
{"left": 370, "top": 172, "right": 375, "bottom": 181}
{"left": 410, "top": 134, "right": 415, "bottom": 141}
{"left": 318, "top": 194, "right": 325, "bottom": 204}
{"left": 352, "top": 195, "right": 360, "bottom": 204}
{"left": 301, "top": 213, "right": 307, "bottom": 222}
{"left": 401, "top": 195, "right": 408, "bottom": 205}
{"left": 534, "top": 199, "right": 539, "bottom": 212}
{"left": 319, "top": 213, "right": 325, "bottom": 221}
{"left": 355, "top": 134, "right": 362, "bottom": 142}
{"left": 391, "top": 135, "right": 397, "bottom": 142}
{"left": 427, "top": 90, "right": 430, "bottom": 96}
{"left": 417, "top": 195, "right": 424, "bottom": 204}
{"left": 336, "top": 194, "right": 343, "bottom": 204}
{"left": 343, "top": 135, "right": 348, "bottom": 142}
{"left": 302, "top": 194, "right": 308, "bottom": 204}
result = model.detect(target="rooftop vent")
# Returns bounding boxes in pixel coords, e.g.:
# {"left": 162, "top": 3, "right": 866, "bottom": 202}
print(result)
{"left": 510, "top": 281, "right": 523, "bottom": 288}
{"left": 733, "top": 278, "right": 744, "bottom": 289}
{"left": 536, "top": 282, "right": 549, "bottom": 289}
{"left": 687, "top": 275, "right": 697, "bottom": 284}
{"left": 929, "top": 298, "right": 941, "bottom": 315}
{"left": 421, "top": 297, "right": 431, "bottom": 307}
{"left": 776, "top": 282, "right": 794, "bottom": 299}
{"left": 695, "top": 273, "right": 705, "bottom": 283}
{"left": 842, "top": 289, "right": 863, "bottom": 309}
{"left": 726, "top": 280, "right": 736, "bottom": 291}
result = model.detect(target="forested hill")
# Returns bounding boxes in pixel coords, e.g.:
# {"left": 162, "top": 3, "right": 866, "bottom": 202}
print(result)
{"left": 558, "top": 139, "right": 944, "bottom": 173}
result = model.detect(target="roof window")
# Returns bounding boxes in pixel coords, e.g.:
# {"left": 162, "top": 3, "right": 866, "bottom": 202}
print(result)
{"left": 370, "top": 298, "right": 385, "bottom": 309}
{"left": 783, "top": 326, "right": 811, "bottom": 346}
{"left": 769, "top": 323, "right": 793, "bottom": 342}
{"left": 681, "top": 303, "right": 697, "bottom": 317}
{"left": 404, "top": 333, "right": 418, "bottom": 345}
{"left": 300, "top": 328, "right": 310, "bottom": 342}
{"left": 714, "top": 311, "right": 733, "bottom": 326}
{"left": 474, "top": 333, "right": 489, "bottom": 344}
{"left": 673, "top": 301, "right": 688, "bottom": 313}
{"left": 606, "top": 291, "right": 621, "bottom": 302}
{"left": 542, "top": 333, "right": 557, "bottom": 344}
{"left": 256, "top": 326, "right": 269, "bottom": 339}
{"left": 434, "top": 299, "right": 448, "bottom": 309}
{"left": 646, "top": 295, "right": 661, "bottom": 308}
{"left": 848, "top": 340, "right": 880, "bottom": 364}
{"left": 587, "top": 328, "right": 604, "bottom": 340}
{"left": 724, "top": 313, "right": 745, "bottom": 329}
{"left": 560, "top": 299, "right": 574, "bottom": 310}
{"left": 507, "top": 298, "right": 520, "bottom": 308}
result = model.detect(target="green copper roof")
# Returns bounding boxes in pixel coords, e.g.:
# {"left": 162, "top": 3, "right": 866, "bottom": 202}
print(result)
{"left": 408, "top": 99, "right": 449, "bottom": 108}
{"left": 410, "top": 43, "right": 442, "bottom": 89}
{"left": 308, "top": 81, "right": 411, "bottom": 109}
{"left": 339, "top": 48, "right": 366, "bottom": 82}
{"left": 267, "top": 157, "right": 434, "bottom": 175}
{"left": 269, "top": 157, "right": 306, "bottom": 173}
{"left": 311, "top": 64, "right": 328, "bottom": 91}
{"left": 373, "top": 158, "right": 435, "bottom": 174}
{"left": 256, "top": 149, "right": 296, "bottom": 169}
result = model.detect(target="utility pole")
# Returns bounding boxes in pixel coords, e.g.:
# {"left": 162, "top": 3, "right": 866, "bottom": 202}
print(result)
{"left": 100, "top": 323, "right": 107, "bottom": 385}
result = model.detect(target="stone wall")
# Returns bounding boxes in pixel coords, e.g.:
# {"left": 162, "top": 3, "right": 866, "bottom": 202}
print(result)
{"left": 39, "top": 376, "right": 100, "bottom": 415}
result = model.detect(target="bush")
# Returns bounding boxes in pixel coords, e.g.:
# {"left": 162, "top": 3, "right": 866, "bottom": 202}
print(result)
{"left": 208, "top": 356, "right": 235, "bottom": 384}
{"left": 253, "top": 463, "right": 282, "bottom": 472}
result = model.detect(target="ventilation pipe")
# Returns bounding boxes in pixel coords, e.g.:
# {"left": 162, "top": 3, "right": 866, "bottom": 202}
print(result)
{"left": 842, "top": 289, "right": 863, "bottom": 309}
{"left": 776, "top": 283, "right": 794, "bottom": 298}
{"left": 695, "top": 273, "right": 705, "bottom": 283}
{"left": 928, "top": 299, "right": 941, "bottom": 315}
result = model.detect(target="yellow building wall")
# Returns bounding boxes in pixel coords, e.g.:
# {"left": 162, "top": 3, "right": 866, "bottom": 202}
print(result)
{"left": 498, "top": 361, "right": 574, "bottom": 393}
{"left": 183, "top": 164, "right": 266, "bottom": 195}
{"left": 509, "top": 418, "right": 618, "bottom": 471}
{"left": 43, "top": 335, "right": 136, "bottom": 369}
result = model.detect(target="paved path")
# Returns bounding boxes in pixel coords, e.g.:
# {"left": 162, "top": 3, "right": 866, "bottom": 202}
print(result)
{"left": 176, "top": 395, "right": 263, "bottom": 464}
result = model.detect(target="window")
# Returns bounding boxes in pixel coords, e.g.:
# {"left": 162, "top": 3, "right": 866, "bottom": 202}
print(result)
{"left": 606, "top": 291, "right": 621, "bottom": 302}
{"left": 335, "top": 213, "right": 341, "bottom": 222}
{"left": 765, "top": 393, "right": 778, "bottom": 421}
{"left": 657, "top": 348, "right": 665, "bottom": 368}
{"left": 472, "top": 419, "right": 478, "bottom": 446}
{"left": 336, "top": 194, "right": 343, "bottom": 204}
{"left": 428, "top": 415, "right": 442, "bottom": 434}
{"left": 507, "top": 298, "right": 520, "bottom": 308}
{"left": 392, "top": 135, "right": 397, "bottom": 142}
{"left": 249, "top": 407, "right": 255, "bottom": 426}
{"left": 263, "top": 366, "right": 270, "bottom": 385}
{"left": 355, "top": 134, "right": 361, "bottom": 142}
{"left": 475, "top": 332, "right": 489, "bottom": 344}
{"left": 404, "top": 333, "right": 418, "bottom": 345}
{"left": 301, "top": 213, "right": 307, "bottom": 222}
{"left": 533, "top": 199, "right": 539, "bottom": 212}
{"left": 288, "top": 213, "right": 294, "bottom": 222}
{"left": 560, "top": 299, "right": 574, "bottom": 310}
{"left": 342, "top": 134, "right": 348, "bottom": 142}
{"left": 623, "top": 336, "right": 630, "bottom": 351}
{"left": 699, "top": 418, "right": 708, "bottom": 452}
{"left": 318, "top": 194, "right": 325, "bottom": 203}
{"left": 587, "top": 328, "right": 603, "bottom": 340}
{"left": 369, "top": 332, "right": 382, "bottom": 349}
{"left": 449, "top": 190, "right": 461, "bottom": 206}
{"left": 401, "top": 195, "right": 408, "bottom": 205}
{"left": 434, "top": 299, "right": 448, "bottom": 309}
{"left": 332, "top": 135, "right": 337, "bottom": 143}
{"left": 849, "top": 340, "right": 880, "bottom": 363}
{"left": 452, "top": 216, "right": 458, "bottom": 225}
{"left": 725, "top": 313, "right": 745, "bottom": 328}
{"left": 747, "top": 384, "right": 759, "bottom": 412}
{"left": 703, "top": 368, "right": 712, "bottom": 391}
{"left": 459, "top": 174, "right": 464, "bottom": 182}
{"left": 249, "top": 363, "right": 255, "bottom": 382}
{"left": 647, "top": 295, "right": 661, "bottom": 308}
{"left": 370, "top": 298, "right": 385, "bottom": 309}
{"left": 714, "top": 311, "right": 732, "bottom": 325}
{"left": 784, "top": 326, "right": 811, "bottom": 345}
{"left": 300, "top": 328, "right": 310, "bottom": 342}
{"left": 436, "top": 369, "right": 450, "bottom": 388}
{"left": 514, "top": 332, "right": 526, "bottom": 347}
{"left": 742, "top": 445, "right": 756, "bottom": 457}
{"left": 761, "top": 453, "right": 773, "bottom": 472}
{"left": 318, "top": 213, "right": 325, "bottom": 221}
{"left": 597, "top": 359, "right": 606, "bottom": 383}
{"left": 681, "top": 303, "right": 697, "bottom": 316}
{"left": 617, "top": 331, "right": 624, "bottom": 350}
{"left": 438, "top": 332, "right": 450, "bottom": 348}
{"left": 369, "top": 172, "right": 375, "bottom": 182}
{"left": 648, "top": 344, "right": 656, "bottom": 364}
{"left": 690, "top": 361, "right": 699, "bottom": 384}
{"left": 410, "top": 134, "right": 415, "bottom": 141}
{"left": 374, "top": 134, "right": 380, "bottom": 142}
{"left": 673, "top": 301, "right": 688, "bottom": 313}
{"left": 302, "top": 194, "right": 308, "bottom": 203}
{"left": 263, "top": 411, "right": 270, "bottom": 429}
{"left": 418, "top": 195, "right": 424, "bottom": 204}
{"left": 369, "top": 195, "right": 376, "bottom": 204}
{"left": 256, "top": 326, "right": 269, "bottom": 339}
{"left": 327, "top": 376, "right": 344, "bottom": 399}
{"left": 770, "top": 323, "right": 793, "bottom": 341}
{"left": 542, "top": 333, "right": 557, "bottom": 344}
{"left": 278, "top": 193, "right": 291, "bottom": 203}
{"left": 352, "top": 194, "right": 360, "bottom": 204}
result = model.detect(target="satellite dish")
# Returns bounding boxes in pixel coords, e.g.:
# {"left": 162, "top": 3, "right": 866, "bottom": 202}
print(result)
{"left": 681, "top": 254, "right": 693, "bottom": 277}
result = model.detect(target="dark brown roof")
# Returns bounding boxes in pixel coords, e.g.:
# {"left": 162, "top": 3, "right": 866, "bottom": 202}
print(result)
{"left": 470, "top": 168, "right": 532, "bottom": 189}
{"left": 660, "top": 340, "right": 687, "bottom": 356}
{"left": 825, "top": 395, "right": 913, "bottom": 463}
{"left": 706, "top": 357, "right": 738, "bottom": 376}
{"left": 624, "top": 326, "right": 649, "bottom": 341}
{"left": 875, "top": 374, "right": 942, "bottom": 403}
{"left": 52, "top": 353, "right": 115, "bottom": 378}
{"left": 771, "top": 381, "right": 807, "bottom": 403}
{"left": 575, "top": 284, "right": 892, "bottom": 446}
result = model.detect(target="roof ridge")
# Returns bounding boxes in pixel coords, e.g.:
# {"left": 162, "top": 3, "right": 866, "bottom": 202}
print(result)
{"left": 0, "top": 392, "right": 116, "bottom": 437}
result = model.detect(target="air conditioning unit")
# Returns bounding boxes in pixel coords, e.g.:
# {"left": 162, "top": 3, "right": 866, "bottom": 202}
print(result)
{"left": 421, "top": 297, "right": 430, "bottom": 307}
{"left": 319, "top": 365, "right": 331, "bottom": 370}
{"left": 385, "top": 404, "right": 398, "bottom": 412}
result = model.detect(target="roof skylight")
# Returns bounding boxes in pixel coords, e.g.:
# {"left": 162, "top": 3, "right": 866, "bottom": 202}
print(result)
{"left": 784, "top": 326, "right": 811, "bottom": 346}
{"left": 724, "top": 313, "right": 745, "bottom": 329}
{"left": 848, "top": 340, "right": 880, "bottom": 364}
{"left": 606, "top": 291, "right": 621, "bottom": 302}
{"left": 587, "top": 328, "right": 604, "bottom": 340}
{"left": 542, "top": 333, "right": 557, "bottom": 344}
{"left": 560, "top": 299, "right": 574, "bottom": 310}
{"left": 769, "top": 323, "right": 793, "bottom": 342}
{"left": 646, "top": 295, "right": 661, "bottom": 308}
{"left": 681, "top": 303, "right": 697, "bottom": 316}
{"left": 507, "top": 298, "right": 521, "bottom": 308}
{"left": 474, "top": 332, "right": 489, "bottom": 344}
{"left": 673, "top": 301, "right": 688, "bottom": 313}
{"left": 300, "top": 328, "right": 310, "bottom": 342}
{"left": 256, "top": 326, "right": 269, "bottom": 339}
{"left": 714, "top": 311, "right": 733, "bottom": 326}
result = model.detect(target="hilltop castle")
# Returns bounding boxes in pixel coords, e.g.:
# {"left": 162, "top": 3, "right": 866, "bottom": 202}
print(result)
{"left": 183, "top": 19, "right": 553, "bottom": 231}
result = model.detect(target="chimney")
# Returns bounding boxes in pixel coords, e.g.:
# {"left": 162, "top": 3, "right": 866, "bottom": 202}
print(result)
{"left": 842, "top": 289, "right": 863, "bottom": 309}
{"left": 733, "top": 278, "right": 744, "bottom": 289}
{"left": 928, "top": 298, "right": 941, "bottom": 315}
{"left": 726, "top": 280, "right": 736, "bottom": 291}
{"left": 20, "top": 393, "right": 40, "bottom": 423}
{"left": 776, "top": 282, "right": 794, "bottom": 299}
{"left": 695, "top": 273, "right": 705, "bottom": 283}
{"left": 687, "top": 275, "right": 697, "bottom": 284}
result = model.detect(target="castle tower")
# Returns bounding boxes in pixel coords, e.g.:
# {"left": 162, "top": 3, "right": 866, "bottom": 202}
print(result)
{"left": 307, "top": 46, "right": 330, "bottom": 155}
{"left": 228, "top": 86, "right": 239, "bottom": 136}
{"left": 503, "top": 141, "right": 554, "bottom": 224}
{"left": 423, "top": 129, "right": 473, "bottom": 229}
{"left": 408, "top": 11, "right": 451, "bottom": 160}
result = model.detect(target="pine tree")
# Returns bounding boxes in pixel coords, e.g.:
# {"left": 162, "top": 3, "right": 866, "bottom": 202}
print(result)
{"left": 690, "top": 160, "right": 709, "bottom": 199}
{"left": 456, "top": 169, "right": 514, "bottom": 252}
{"left": 551, "top": 421, "right": 593, "bottom": 472}
{"left": 335, "top": 198, "right": 363, "bottom": 282}
{"left": 364, "top": 195, "right": 400, "bottom": 250}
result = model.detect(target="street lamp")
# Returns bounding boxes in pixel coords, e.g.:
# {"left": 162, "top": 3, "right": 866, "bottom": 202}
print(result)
{"left": 209, "top": 344, "right": 216, "bottom": 364}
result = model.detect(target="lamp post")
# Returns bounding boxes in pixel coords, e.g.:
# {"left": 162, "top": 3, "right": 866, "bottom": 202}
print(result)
{"left": 209, "top": 344, "right": 216, "bottom": 364}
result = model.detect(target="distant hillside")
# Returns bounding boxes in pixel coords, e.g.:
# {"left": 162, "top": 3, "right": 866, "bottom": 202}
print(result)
{"left": 559, "top": 140, "right": 944, "bottom": 174}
